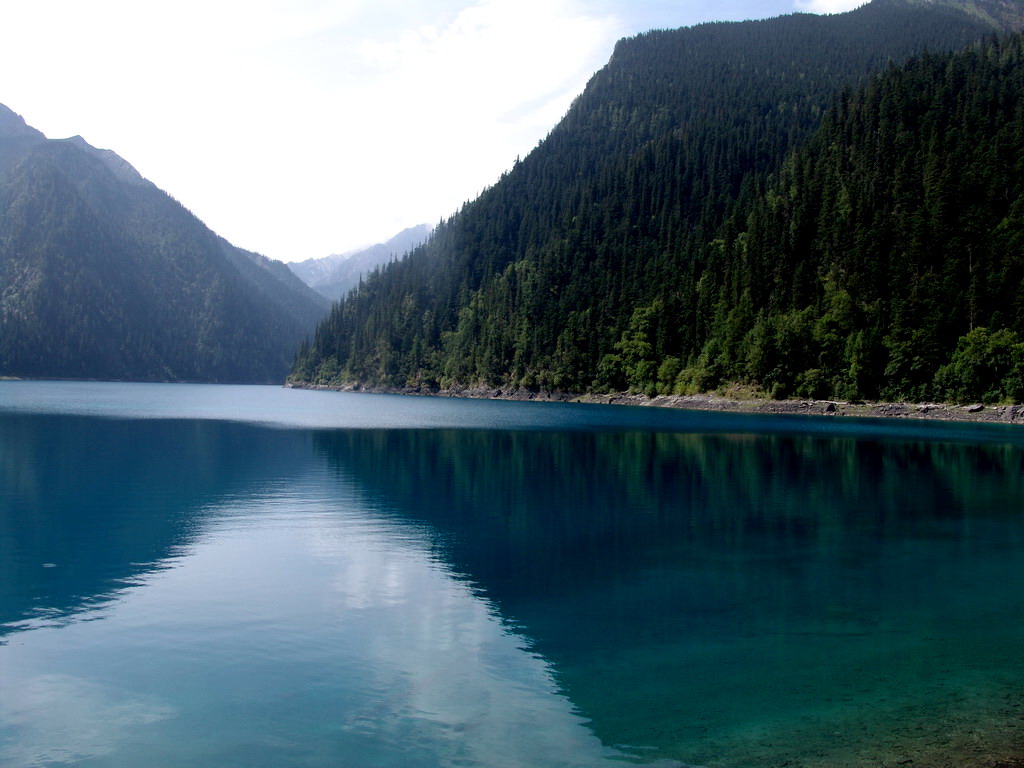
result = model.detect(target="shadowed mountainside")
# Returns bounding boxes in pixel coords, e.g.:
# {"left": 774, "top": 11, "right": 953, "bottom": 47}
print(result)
{"left": 0, "top": 107, "right": 330, "bottom": 383}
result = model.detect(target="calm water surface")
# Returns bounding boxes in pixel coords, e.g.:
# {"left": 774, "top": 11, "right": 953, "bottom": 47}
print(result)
{"left": 1, "top": 381, "right": 1022, "bottom": 767}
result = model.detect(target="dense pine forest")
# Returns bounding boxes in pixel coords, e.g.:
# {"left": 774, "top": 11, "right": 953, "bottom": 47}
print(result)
{"left": 291, "top": 0, "right": 1024, "bottom": 404}
{"left": 684, "top": 34, "right": 1024, "bottom": 403}
{"left": 0, "top": 108, "right": 329, "bottom": 383}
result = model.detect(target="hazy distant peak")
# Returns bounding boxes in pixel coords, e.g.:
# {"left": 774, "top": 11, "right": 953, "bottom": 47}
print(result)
{"left": 330, "top": 223, "right": 433, "bottom": 262}
{"left": 288, "top": 223, "right": 433, "bottom": 299}
{"left": 0, "top": 104, "right": 45, "bottom": 142}
{"left": 64, "top": 134, "right": 99, "bottom": 152}
{"left": 60, "top": 134, "right": 147, "bottom": 185}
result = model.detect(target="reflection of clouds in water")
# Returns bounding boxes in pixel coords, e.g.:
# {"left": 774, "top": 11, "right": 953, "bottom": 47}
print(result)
{"left": 328, "top": 550, "right": 418, "bottom": 611}
{"left": 0, "top": 486, "right": 690, "bottom": 768}
{"left": 0, "top": 673, "right": 173, "bottom": 767}
{"left": 303, "top": 513, "right": 662, "bottom": 768}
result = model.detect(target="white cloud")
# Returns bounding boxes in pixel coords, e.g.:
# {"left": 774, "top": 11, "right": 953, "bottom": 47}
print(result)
{"left": 295, "top": 0, "right": 622, "bottom": 256}
{"left": 0, "top": 0, "right": 623, "bottom": 261}
{"left": 0, "top": 674, "right": 173, "bottom": 767}
{"left": 794, "top": 0, "right": 869, "bottom": 13}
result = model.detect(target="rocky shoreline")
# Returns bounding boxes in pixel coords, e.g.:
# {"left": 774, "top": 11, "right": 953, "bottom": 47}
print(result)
{"left": 286, "top": 381, "right": 1024, "bottom": 425}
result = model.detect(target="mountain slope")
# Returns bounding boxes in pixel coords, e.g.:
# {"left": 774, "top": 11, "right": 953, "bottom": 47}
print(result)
{"left": 0, "top": 107, "right": 330, "bottom": 383}
{"left": 917, "top": 0, "right": 1024, "bottom": 29}
{"left": 289, "top": 223, "right": 432, "bottom": 301}
{"left": 290, "top": 0, "right": 1007, "bottom": 395}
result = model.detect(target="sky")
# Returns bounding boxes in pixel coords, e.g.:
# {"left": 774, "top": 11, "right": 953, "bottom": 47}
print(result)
{"left": 0, "top": 0, "right": 866, "bottom": 263}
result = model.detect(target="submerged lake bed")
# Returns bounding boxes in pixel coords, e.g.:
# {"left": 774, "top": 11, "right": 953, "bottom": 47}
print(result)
{"left": 1, "top": 381, "right": 1022, "bottom": 767}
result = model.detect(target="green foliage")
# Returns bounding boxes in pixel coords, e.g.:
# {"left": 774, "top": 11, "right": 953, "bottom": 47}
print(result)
{"left": 614, "top": 300, "right": 663, "bottom": 393}
{"left": 934, "top": 327, "right": 1024, "bottom": 403}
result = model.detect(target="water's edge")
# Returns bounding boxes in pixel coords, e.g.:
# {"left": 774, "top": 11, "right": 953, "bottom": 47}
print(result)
{"left": 285, "top": 381, "right": 1024, "bottom": 426}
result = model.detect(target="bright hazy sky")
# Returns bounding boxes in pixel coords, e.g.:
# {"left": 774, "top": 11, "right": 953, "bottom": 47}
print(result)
{"left": 0, "top": 0, "right": 866, "bottom": 262}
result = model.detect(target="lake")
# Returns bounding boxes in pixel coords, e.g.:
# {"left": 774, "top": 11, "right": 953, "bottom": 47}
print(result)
{"left": 1, "top": 381, "right": 1022, "bottom": 767}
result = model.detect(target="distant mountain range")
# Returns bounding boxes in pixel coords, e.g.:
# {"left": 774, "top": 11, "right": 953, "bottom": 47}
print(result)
{"left": 0, "top": 105, "right": 330, "bottom": 383}
{"left": 289, "top": 224, "right": 432, "bottom": 301}
{"left": 291, "top": 0, "right": 1024, "bottom": 404}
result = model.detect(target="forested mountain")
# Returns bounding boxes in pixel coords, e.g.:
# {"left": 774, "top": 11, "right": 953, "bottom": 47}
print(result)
{"left": 0, "top": 106, "right": 330, "bottom": 383}
{"left": 291, "top": 0, "right": 1024, "bottom": 404}
{"left": 289, "top": 223, "right": 432, "bottom": 300}
{"left": 674, "top": 34, "right": 1024, "bottom": 403}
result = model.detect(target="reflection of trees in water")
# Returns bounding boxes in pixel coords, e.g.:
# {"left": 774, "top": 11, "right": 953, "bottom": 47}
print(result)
{"left": 315, "top": 428, "right": 1024, "bottom": 760}
{"left": 0, "top": 415, "right": 311, "bottom": 633}
{"left": 316, "top": 429, "right": 1024, "bottom": 581}
{"left": 313, "top": 427, "right": 1024, "bottom": 653}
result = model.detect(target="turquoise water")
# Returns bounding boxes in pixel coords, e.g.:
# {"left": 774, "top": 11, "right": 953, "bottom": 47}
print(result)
{"left": 1, "top": 381, "right": 1022, "bottom": 767}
